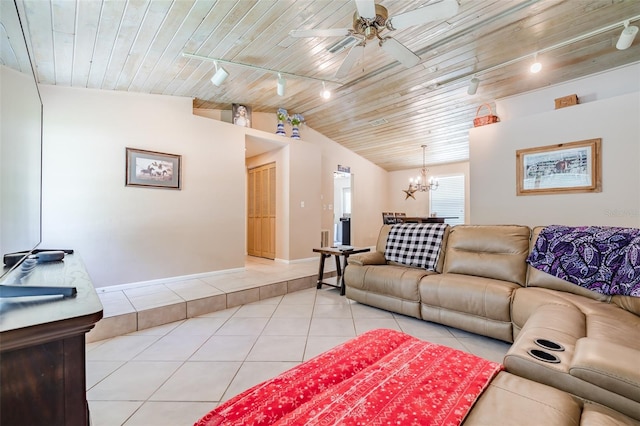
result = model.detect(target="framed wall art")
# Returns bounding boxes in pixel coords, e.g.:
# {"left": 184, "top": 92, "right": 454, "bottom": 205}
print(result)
{"left": 126, "top": 148, "right": 181, "bottom": 189}
{"left": 232, "top": 103, "right": 251, "bottom": 128}
{"left": 516, "top": 138, "right": 601, "bottom": 196}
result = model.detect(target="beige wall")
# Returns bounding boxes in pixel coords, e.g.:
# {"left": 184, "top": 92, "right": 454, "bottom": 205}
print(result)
{"left": 246, "top": 138, "right": 321, "bottom": 262}
{"left": 40, "top": 86, "right": 247, "bottom": 287}
{"left": 202, "top": 108, "right": 391, "bottom": 248}
{"left": 301, "top": 126, "right": 389, "bottom": 247}
{"left": 469, "top": 63, "right": 640, "bottom": 227}
{"left": 41, "top": 91, "right": 371, "bottom": 288}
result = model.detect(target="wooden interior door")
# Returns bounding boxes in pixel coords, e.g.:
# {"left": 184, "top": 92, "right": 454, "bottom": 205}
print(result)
{"left": 248, "top": 163, "right": 275, "bottom": 259}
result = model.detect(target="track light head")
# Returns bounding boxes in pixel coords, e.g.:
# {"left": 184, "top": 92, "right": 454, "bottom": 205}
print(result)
{"left": 277, "top": 73, "right": 286, "bottom": 96}
{"left": 210, "top": 63, "right": 229, "bottom": 86}
{"left": 467, "top": 77, "right": 480, "bottom": 95}
{"left": 530, "top": 53, "right": 542, "bottom": 73}
{"left": 530, "top": 62, "right": 542, "bottom": 73}
{"left": 617, "top": 21, "right": 638, "bottom": 50}
{"left": 321, "top": 82, "right": 331, "bottom": 99}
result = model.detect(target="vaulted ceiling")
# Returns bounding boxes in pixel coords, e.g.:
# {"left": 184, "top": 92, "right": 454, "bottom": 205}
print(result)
{"left": 7, "top": 0, "right": 640, "bottom": 171}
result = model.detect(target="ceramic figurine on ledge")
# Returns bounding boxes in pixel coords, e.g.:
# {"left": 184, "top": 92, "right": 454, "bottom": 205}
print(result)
{"left": 289, "top": 113, "right": 304, "bottom": 139}
{"left": 276, "top": 108, "right": 287, "bottom": 136}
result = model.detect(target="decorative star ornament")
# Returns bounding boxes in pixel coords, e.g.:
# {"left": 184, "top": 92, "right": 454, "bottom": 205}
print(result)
{"left": 402, "top": 185, "right": 417, "bottom": 200}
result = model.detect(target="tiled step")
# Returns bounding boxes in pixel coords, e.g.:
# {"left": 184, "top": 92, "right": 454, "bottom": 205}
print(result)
{"left": 88, "top": 258, "right": 338, "bottom": 342}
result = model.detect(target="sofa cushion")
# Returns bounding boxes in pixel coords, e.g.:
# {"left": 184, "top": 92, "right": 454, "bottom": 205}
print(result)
{"left": 512, "top": 287, "right": 640, "bottom": 351}
{"left": 462, "top": 372, "right": 583, "bottom": 426}
{"left": 570, "top": 338, "right": 640, "bottom": 404}
{"left": 420, "top": 273, "right": 519, "bottom": 342}
{"left": 466, "top": 372, "right": 640, "bottom": 425}
{"left": 511, "top": 287, "right": 589, "bottom": 332}
{"left": 345, "top": 263, "right": 434, "bottom": 318}
{"left": 611, "top": 295, "right": 640, "bottom": 317}
{"left": 421, "top": 273, "right": 519, "bottom": 323}
{"left": 443, "top": 225, "right": 531, "bottom": 286}
{"left": 346, "top": 264, "right": 432, "bottom": 302}
{"left": 581, "top": 402, "right": 640, "bottom": 426}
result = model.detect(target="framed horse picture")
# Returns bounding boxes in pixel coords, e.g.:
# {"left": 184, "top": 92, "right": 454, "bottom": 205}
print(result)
{"left": 516, "top": 138, "right": 601, "bottom": 196}
{"left": 126, "top": 148, "right": 181, "bottom": 189}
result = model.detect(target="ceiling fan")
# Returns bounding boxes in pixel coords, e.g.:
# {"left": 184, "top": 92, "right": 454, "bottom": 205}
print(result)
{"left": 289, "top": 0, "right": 459, "bottom": 78}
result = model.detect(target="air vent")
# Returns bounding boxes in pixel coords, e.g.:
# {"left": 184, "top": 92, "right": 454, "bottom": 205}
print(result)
{"left": 326, "top": 36, "right": 358, "bottom": 53}
{"left": 369, "top": 118, "right": 388, "bottom": 127}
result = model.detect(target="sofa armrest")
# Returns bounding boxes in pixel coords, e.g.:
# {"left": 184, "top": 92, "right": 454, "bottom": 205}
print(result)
{"left": 348, "top": 252, "right": 387, "bottom": 266}
{"left": 570, "top": 337, "right": 640, "bottom": 403}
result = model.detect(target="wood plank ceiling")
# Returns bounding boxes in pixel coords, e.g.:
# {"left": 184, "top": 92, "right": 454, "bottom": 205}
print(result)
{"left": 10, "top": 0, "right": 640, "bottom": 171}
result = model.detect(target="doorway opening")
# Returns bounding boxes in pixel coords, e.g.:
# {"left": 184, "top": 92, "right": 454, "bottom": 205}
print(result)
{"left": 333, "top": 171, "right": 352, "bottom": 246}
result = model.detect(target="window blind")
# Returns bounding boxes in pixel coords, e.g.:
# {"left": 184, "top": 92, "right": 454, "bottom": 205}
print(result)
{"left": 429, "top": 175, "right": 465, "bottom": 225}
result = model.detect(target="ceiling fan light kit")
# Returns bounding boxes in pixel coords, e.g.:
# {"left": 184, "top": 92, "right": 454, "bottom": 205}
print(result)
{"left": 289, "top": 0, "right": 459, "bottom": 78}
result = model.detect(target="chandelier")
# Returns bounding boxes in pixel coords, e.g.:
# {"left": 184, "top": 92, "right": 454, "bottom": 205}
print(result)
{"left": 404, "top": 145, "right": 438, "bottom": 199}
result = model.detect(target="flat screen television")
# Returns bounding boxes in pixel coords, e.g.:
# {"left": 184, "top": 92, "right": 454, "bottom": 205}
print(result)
{"left": 0, "top": 0, "right": 43, "bottom": 281}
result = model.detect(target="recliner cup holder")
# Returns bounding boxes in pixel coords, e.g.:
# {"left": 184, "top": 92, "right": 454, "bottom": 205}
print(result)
{"left": 527, "top": 348, "right": 560, "bottom": 363}
{"left": 534, "top": 338, "right": 565, "bottom": 352}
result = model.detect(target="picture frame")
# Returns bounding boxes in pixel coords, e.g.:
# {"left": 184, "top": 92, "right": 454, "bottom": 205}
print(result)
{"left": 516, "top": 138, "right": 601, "bottom": 196}
{"left": 126, "top": 148, "right": 181, "bottom": 190}
{"left": 232, "top": 103, "right": 251, "bottom": 128}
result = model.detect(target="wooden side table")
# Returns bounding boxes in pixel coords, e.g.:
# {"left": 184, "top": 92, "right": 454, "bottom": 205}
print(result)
{"left": 313, "top": 246, "right": 370, "bottom": 295}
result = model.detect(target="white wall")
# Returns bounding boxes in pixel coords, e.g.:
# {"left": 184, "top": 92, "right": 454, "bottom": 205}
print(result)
{"left": 470, "top": 63, "right": 640, "bottom": 227}
{"left": 40, "top": 86, "right": 247, "bottom": 287}
{"left": 388, "top": 162, "right": 470, "bottom": 222}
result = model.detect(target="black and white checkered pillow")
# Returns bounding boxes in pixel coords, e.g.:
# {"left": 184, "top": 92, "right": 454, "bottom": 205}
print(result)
{"left": 384, "top": 223, "right": 448, "bottom": 270}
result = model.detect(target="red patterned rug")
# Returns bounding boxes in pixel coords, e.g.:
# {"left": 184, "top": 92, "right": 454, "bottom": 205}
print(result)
{"left": 195, "top": 329, "right": 502, "bottom": 426}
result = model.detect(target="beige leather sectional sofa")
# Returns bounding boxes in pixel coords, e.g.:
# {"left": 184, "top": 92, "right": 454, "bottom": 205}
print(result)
{"left": 344, "top": 224, "right": 640, "bottom": 422}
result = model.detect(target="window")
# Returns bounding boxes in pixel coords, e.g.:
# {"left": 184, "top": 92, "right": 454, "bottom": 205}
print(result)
{"left": 429, "top": 174, "right": 464, "bottom": 225}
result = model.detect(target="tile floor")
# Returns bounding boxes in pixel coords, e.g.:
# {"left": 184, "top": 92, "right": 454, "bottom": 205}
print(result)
{"left": 89, "top": 256, "right": 331, "bottom": 342}
{"left": 86, "top": 286, "right": 511, "bottom": 426}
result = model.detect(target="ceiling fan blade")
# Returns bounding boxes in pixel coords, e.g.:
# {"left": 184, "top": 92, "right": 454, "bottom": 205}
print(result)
{"left": 354, "top": 0, "right": 376, "bottom": 19}
{"left": 387, "top": 0, "right": 459, "bottom": 30}
{"left": 379, "top": 37, "right": 420, "bottom": 68}
{"left": 289, "top": 28, "right": 351, "bottom": 38}
{"left": 335, "top": 43, "right": 365, "bottom": 78}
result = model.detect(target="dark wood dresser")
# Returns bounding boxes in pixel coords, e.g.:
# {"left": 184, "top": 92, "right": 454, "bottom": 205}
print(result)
{"left": 0, "top": 254, "right": 103, "bottom": 426}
